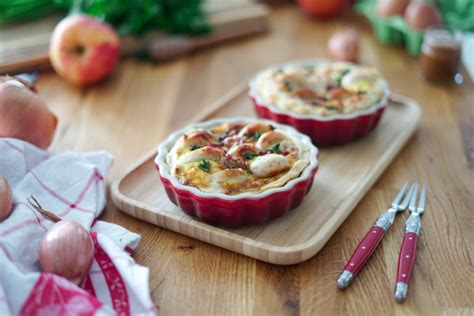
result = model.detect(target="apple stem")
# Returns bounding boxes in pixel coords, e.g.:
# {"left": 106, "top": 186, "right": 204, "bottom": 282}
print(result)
{"left": 70, "top": 0, "right": 83, "bottom": 15}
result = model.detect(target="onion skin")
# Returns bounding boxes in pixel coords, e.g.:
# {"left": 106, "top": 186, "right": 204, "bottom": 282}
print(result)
{"left": 377, "top": 0, "right": 410, "bottom": 17}
{"left": 0, "top": 175, "right": 12, "bottom": 221}
{"left": 39, "top": 220, "right": 94, "bottom": 284}
{"left": 405, "top": 2, "right": 443, "bottom": 31}
{"left": 328, "top": 29, "right": 359, "bottom": 62}
{"left": 0, "top": 76, "right": 57, "bottom": 149}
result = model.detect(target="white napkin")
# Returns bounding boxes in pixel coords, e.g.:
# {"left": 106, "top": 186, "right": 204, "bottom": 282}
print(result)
{"left": 0, "top": 138, "right": 156, "bottom": 316}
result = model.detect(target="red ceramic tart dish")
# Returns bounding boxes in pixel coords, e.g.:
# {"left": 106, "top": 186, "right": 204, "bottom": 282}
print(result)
{"left": 155, "top": 118, "right": 319, "bottom": 227}
{"left": 249, "top": 60, "right": 390, "bottom": 146}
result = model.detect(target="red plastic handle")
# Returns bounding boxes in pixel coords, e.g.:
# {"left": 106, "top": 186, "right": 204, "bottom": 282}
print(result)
{"left": 396, "top": 232, "right": 418, "bottom": 283}
{"left": 343, "top": 225, "right": 385, "bottom": 275}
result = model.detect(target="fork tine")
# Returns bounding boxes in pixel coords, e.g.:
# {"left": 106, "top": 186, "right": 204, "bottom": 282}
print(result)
{"left": 417, "top": 184, "right": 426, "bottom": 213}
{"left": 408, "top": 183, "right": 418, "bottom": 212}
{"left": 27, "top": 195, "right": 42, "bottom": 210}
{"left": 391, "top": 182, "right": 408, "bottom": 208}
{"left": 400, "top": 183, "right": 416, "bottom": 210}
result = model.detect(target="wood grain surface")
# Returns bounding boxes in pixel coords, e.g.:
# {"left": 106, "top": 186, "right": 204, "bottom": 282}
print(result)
{"left": 111, "top": 91, "right": 420, "bottom": 265}
{"left": 34, "top": 4, "right": 473, "bottom": 315}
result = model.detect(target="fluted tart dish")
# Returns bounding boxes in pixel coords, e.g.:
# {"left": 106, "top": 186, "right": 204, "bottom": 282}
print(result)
{"left": 249, "top": 60, "right": 390, "bottom": 146}
{"left": 154, "top": 118, "right": 319, "bottom": 227}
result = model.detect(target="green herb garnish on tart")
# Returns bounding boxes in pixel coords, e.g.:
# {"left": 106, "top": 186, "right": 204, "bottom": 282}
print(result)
{"left": 198, "top": 159, "right": 211, "bottom": 172}
{"left": 283, "top": 80, "right": 298, "bottom": 92}
{"left": 335, "top": 69, "right": 351, "bottom": 86}
{"left": 269, "top": 142, "right": 281, "bottom": 153}
{"left": 244, "top": 153, "right": 260, "bottom": 160}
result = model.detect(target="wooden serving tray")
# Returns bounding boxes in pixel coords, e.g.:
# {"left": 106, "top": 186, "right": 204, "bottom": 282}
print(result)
{"left": 111, "top": 86, "right": 421, "bottom": 265}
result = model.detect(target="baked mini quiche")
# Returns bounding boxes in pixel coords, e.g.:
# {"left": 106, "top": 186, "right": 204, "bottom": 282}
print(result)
{"left": 252, "top": 61, "right": 387, "bottom": 116}
{"left": 166, "top": 121, "right": 311, "bottom": 195}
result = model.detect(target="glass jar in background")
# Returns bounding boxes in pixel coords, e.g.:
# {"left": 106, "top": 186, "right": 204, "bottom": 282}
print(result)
{"left": 420, "top": 28, "right": 462, "bottom": 84}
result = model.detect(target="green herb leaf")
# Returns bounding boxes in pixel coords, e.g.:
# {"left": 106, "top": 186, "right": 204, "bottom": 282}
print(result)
{"left": 198, "top": 159, "right": 211, "bottom": 173}
{"left": 269, "top": 142, "right": 281, "bottom": 153}
{"left": 190, "top": 145, "right": 201, "bottom": 151}
{"left": 326, "top": 105, "right": 341, "bottom": 112}
{"left": 254, "top": 132, "right": 261, "bottom": 140}
{"left": 53, "top": 0, "right": 211, "bottom": 36}
{"left": 335, "top": 69, "right": 350, "bottom": 86}
{"left": 283, "top": 80, "right": 297, "bottom": 92}
{"left": 244, "top": 153, "right": 259, "bottom": 160}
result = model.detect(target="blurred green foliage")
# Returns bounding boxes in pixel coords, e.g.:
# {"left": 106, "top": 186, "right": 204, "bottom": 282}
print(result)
{"left": 0, "top": 0, "right": 63, "bottom": 25}
{"left": 1, "top": 0, "right": 211, "bottom": 36}
{"left": 55, "top": 0, "right": 211, "bottom": 35}
{"left": 437, "top": 0, "right": 474, "bottom": 32}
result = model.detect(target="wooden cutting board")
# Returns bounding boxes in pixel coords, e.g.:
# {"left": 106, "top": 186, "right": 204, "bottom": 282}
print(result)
{"left": 0, "top": 0, "right": 268, "bottom": 74}
{"left": 111, "top": 86, "right": 421, "bottom": 265}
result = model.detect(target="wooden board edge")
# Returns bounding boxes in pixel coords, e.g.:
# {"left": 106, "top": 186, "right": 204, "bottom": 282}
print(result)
{"left": 190, "top": 81, "right": 250, "bottom": 123}
{"left": 0, "top": 54, "right": 51, "bottom": 75}
{"left": 297, "top": 98, "right": 422, "bottom": 263}
{"left": 110, "top": 190, "right": 302, "bottom": 264}
{"left": 110, "top": 93, "right": 422, "bottom": 265}
{"left": 110, "top": 81, "right": 247, "bottom": 194}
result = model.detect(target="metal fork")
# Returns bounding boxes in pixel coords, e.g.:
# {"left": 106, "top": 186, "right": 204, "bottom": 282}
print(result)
{"left": 337, "top": 183, "right": 417, "bottom": 289}
{"left": 394, "top": 183, "right": 427, "bottom": 302}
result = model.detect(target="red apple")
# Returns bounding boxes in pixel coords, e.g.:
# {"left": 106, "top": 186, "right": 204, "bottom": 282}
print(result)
{"left": 49, "top": 14, "right": 121, "bottom": 86}
{"left": 297, "top": 0, "right": 350, "bottom": 19}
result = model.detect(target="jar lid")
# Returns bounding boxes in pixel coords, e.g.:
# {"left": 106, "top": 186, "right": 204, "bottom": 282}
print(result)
{"left": 424, "top": 27, "right": 461, "bottom": 49}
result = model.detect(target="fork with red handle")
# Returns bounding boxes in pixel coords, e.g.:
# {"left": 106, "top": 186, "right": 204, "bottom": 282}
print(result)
{"left": 394, "top": 183, "right": 427, "bottom": 302}
{"left": 337, "top": 183, "right": 417, "bottom": 289}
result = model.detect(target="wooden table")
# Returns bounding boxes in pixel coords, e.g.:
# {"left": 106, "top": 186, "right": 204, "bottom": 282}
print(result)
{"left": 36, "top": 4, "right": 473, "bottom": 315}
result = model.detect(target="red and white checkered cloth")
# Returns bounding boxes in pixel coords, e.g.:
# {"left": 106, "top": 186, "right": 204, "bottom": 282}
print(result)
{"left": 0, "top": 138, "right": 157, "bottom": 316}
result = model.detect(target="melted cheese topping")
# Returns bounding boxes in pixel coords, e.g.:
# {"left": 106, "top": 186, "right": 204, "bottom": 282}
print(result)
{"left": 253, "top": 62, "right": 387, "bottom": 116}
{"left": 166, "top": 122, "right": 310, "bottom": 195}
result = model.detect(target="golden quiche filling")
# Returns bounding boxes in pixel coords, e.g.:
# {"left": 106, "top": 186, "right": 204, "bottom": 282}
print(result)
{"left": 167, "top": 122, "right": 311, "bottom": 195}
{"left": 253, "top": 62, "right": 387, "bottom": 116}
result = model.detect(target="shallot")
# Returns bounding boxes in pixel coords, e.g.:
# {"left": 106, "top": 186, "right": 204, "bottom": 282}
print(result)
{"left": 377, "top": 0, "right": 410, "bottom": 17}
{"left": 328, "top": 29, "right": 359, "bottom": 62}
{"left": 0, "top": 174, "right": 12, "bottom": 221}
{"left": 405, "top": 1, "right": 442, "bottom": 31}
{"left": 0, "top": 76, "right": 57, "bottom": 149}
{"left": 28, "top": 196, "right": 94, "bottom": 284}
